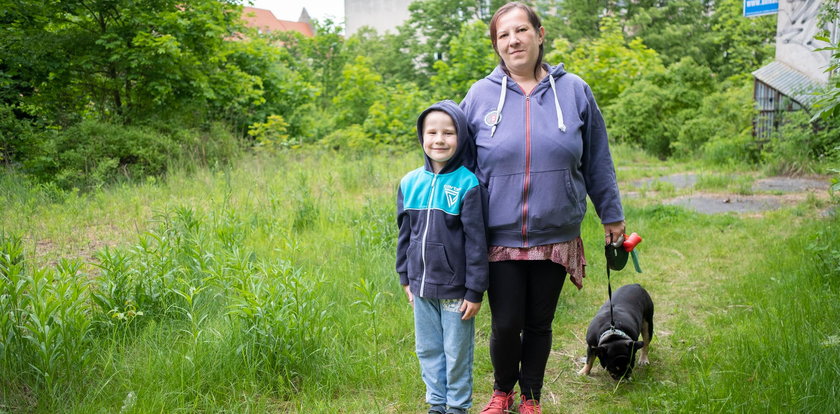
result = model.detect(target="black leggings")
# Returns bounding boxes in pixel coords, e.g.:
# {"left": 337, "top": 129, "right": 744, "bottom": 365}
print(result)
{"left": 487, "top": 260, "right": 566, "bottom": 401}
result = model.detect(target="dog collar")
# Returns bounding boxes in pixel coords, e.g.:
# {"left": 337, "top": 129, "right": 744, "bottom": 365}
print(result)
{"left": 599, "top": 328, "right": 631, "bottom": 345}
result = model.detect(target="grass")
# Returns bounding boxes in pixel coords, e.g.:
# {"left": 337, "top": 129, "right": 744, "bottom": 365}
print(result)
{"left": 1, "top": 146, "right": 838, "bottom": 413}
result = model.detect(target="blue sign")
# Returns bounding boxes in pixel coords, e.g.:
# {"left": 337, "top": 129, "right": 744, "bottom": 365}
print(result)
{"left": 744, "top": 0, "right": 778, "bottom": 17}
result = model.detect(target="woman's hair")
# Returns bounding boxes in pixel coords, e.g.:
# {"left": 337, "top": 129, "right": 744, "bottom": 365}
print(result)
{"left": 489, "top": 2, "right": 544, "bottom": 78}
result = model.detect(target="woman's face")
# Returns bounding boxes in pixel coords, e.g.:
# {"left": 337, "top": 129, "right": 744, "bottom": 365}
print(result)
{"left": 494, "top": 7, "right": 544, "bottom": 76}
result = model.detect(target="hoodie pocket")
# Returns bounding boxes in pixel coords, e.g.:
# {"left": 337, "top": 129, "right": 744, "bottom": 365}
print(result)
{"left": 421, "top": 242, "right": 456, "bottom": 285}
{"left": 528, "top": 169, "right": 584, "bottom": 230}
{"left": 487, "top": 173, "right": 524, "bottom": 232}
{"left": 406, "top": 242, "right": 422, "bottom": 281}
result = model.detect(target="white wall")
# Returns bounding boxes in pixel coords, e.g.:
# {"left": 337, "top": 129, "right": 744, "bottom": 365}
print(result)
{"left": 345, "top": 0, "right": 414, "bottom": 35}
{"left": 775, "top": 0, "right": 834, "bottom": 83}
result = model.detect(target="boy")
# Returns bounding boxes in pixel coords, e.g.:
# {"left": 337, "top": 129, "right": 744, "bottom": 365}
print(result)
{"left": 396, "top": 100, "right": 489, "bottom": 414}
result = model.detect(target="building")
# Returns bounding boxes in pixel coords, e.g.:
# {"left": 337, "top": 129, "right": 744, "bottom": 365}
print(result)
{"left": 241, "top": 6, "right": 315, "bottom": 37}
{"left": 344, "top": 0, "right": 414, "bottom": 36}
{"left": 752, "top": 0, "right": 837, "bottom": 138}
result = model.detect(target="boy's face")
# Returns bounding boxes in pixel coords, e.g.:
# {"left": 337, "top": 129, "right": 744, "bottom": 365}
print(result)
{"left": 422, "top": 111, "right": 458, "bottom": 173}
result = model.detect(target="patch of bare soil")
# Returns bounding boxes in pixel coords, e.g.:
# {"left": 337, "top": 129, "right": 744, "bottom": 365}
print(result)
{"left": 635, "top": 173, "right": 832, "bottom": 215}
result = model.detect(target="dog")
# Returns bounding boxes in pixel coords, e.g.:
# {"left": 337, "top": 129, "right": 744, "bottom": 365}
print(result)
{"left": 578, "top": 283, "right": 654, "bottom": 379}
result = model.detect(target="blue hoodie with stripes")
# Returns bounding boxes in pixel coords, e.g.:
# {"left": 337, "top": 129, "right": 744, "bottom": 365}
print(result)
{"left": 396, "top": 100, "right": 489, "bottom": 303}
{"left": 460, "top": 64, "right": 624, "bottom": 248}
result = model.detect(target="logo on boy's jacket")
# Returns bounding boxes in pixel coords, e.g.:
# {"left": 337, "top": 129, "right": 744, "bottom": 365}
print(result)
{"left": 444, "top": 185, "right": 461, "bottom": 207}
{"left": 484, "top": 110, "right": 502, "bottom": 127}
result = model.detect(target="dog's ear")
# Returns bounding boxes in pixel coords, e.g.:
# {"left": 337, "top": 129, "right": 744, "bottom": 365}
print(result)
{"left": 596, "top": 345, "right": 607, "bottom": 356}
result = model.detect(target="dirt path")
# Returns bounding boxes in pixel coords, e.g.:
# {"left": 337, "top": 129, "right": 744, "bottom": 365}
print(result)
{"left": 628, "top": 173, "right": 832, "bottom": 215}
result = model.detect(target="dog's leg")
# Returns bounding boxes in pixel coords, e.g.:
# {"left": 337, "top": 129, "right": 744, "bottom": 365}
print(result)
{"left": 578, "top": 352, "right": 596, "bottom": 375}
{"left": 638, "top": 320, "right": 651, "bottom": 366}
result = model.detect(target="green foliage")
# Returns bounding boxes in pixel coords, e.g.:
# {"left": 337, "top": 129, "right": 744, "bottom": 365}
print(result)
{"left": 431, "top": 20, "right": 497, "bottom": 101}
{"left": 2, "top": 0, "right": 257, "bottom": 124}
{"left": 398, "top": 0, "right": 487, "bottom": 77}
{"left": 343, "top": 27, "right": 418, "bottom": 85}
{"left": 708, "top": 0, "right": 776, "bottom": 79}
{"left": 322, "top": 125, "right": 378, "bottom": 151}
{"left": 248, "top": 115, "right": 294, "bottom": 152}
{"left": 547, "top": 17, "right": 664, "bottom": 107}
{"left": 0, "top": 104, "right": 36, "bottom": 163}
{"left": 628, "top": 0, "right": 716, "bottom": 67}
{"left": 332, "top": 56, "right": 383, "bottom": 130}
{"left": 23, "top": 120, "right": 240, "bottom": 190}
{"left": 364, "top": 82, "right": 433, "bottom": 147}
{"left": 607, "top": 57, "right": 715, "bottom": 157}
{"left": 674, "top": 75, "right": 758, "bottom": 164}
{"left": 275, "top": 20, "right": 348, "bottom": 109}
{"left": 762, "top": 111, "right": 840, "bottom": 175}
{"left": 0, "top": 234, "right": 93, "bottom": 398}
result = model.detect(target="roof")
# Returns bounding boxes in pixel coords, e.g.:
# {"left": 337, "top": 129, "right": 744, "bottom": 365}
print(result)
{"left": 752, "top": 61, "right": 826, "bottom": 108}
{"left": 241, "top": 6, "right": 314, "bottom": 37}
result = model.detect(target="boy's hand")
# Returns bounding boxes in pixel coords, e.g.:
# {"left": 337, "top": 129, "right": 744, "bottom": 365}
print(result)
{"left": 403, "top": 285, "right": 414, "bottom": 308}
{"left": 460, "top": 299, "right": 481, "bottom": 320}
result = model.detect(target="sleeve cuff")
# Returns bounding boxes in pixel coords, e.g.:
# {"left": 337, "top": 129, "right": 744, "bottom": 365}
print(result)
{"left": 399, "top": 272, "right": 409, "bottom": 286}
{"left": 464, "top": 289, "right": 483, "bottom": 303}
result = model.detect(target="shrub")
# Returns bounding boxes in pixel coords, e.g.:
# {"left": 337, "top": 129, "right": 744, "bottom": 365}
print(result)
{"left": 675, "top": 75, "right": 759, "bottom": 163}
{"left": 607, "top": 57, "right": 715, "bottom": 158}
{"left": 762, "top": 111, "right": 840, "bottom": 175}
{"left": 22, "top": 120, "right": 241, "bottom": 190}
{"left": 364, "top": 82, "right": 432, "bottom": 148}
{"left": 322, "top": 125, "right": 378, "bottom": 151}
{"left": 248, "top": 114, "right": 295, "bottom": 152}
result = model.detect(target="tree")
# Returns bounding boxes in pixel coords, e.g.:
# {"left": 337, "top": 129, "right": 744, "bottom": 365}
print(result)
{"left": 397, "top": 0, "right": 485, "bottom": 79}
{"left": 628, "top": 0, "right": 716, "bottom": 67}
{"left": 331, "top": 56, "right": 383, "bottom": 130}
{"left": 707, "top": 0, "right": 776, "bottom": 79}
{"left": 0, "top": 0, "right": 258, "bottom": 125}
{"left": 547, "top": 17, "right": 664, "bottom": 107}
{"left": 607, "top": 56, "right": 715, "bottom": 157}
{"left": 430, "top": 20, "right": 498, "bottom": 101}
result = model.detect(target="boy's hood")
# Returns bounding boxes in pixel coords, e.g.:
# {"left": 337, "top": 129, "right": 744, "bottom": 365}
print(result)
{"left": 416, "top": 100, "right": 476, "bottom": 174}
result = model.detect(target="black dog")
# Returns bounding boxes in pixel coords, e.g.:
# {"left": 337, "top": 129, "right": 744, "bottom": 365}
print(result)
{"left": 578, "top": 283, "right": 654, "bottom": 379}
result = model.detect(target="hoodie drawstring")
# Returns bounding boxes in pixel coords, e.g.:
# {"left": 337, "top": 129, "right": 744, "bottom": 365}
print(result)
{"left": 548, "top": 74, "right": 567, "bottom": 132}
{"left": 491, "top": 76, "right": 507, "bottom": 138}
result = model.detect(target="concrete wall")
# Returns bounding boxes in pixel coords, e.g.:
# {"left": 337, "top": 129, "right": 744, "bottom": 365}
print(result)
{"left": 345, "top": 0, "right": 414, "bottom": 36}
{"left": 775, "top": 0, "right": 834, "bottom": 83}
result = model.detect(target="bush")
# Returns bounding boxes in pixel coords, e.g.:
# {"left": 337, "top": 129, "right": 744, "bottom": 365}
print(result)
{"left": 762, "top": 111, "right": 840, "bottom": 175}
{"left": 0, "top": 104, "right": 37, "bottom": 165}
{"left": 675, "top": 75, "right": 759, "bottom": 164}
{"left": 22, "top": 120, "right": 241, "bottom": 190}
{"left": 607, "top": 57, "right": 715, "bottom": 158}
{"left": 322, "top": 125, "right": 378, "bottom": 151}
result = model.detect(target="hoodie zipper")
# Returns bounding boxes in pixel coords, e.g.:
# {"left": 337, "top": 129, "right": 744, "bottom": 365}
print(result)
{"left": 522, "top": 91, "right": 532, "bottom": 247}
{"left": 419, "top": 173, "right": 437, "bottom": 297}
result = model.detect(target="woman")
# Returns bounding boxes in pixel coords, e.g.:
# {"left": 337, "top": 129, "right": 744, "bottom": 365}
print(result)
{"left": 460, "top": 2, "right": 626, "bottom": 413}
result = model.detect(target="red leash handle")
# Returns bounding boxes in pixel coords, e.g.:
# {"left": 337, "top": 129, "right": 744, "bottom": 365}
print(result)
{"left": 622, "top": 232, "right": 642, "bottom": 252}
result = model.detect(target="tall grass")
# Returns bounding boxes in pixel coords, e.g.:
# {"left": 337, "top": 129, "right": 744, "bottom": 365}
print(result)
{"left": 0, "top": 147, "right": 837, "bottom": 412}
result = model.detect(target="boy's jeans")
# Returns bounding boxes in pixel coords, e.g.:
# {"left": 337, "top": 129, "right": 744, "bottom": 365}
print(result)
{"left": 414, "top": 296, "right": 475, "bottom": 410}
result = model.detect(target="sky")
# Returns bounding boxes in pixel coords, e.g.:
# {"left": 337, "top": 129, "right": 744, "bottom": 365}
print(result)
{"left": 247, "top": 0, "right": 345, "bottom": 24}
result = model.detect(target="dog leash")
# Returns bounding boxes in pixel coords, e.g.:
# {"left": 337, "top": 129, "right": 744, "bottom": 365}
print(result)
{"left": 604, "top": 233, "right": 643, "bottom": 331}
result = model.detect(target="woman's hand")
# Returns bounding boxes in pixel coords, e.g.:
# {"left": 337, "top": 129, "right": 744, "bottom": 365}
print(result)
{"left": 604, "top": 220, "right": 626, "bottom": 245}
{"left": 403, "top": 285, "right": 414, "bottom": 308}
{"left": 460, "top": 299, "right": 481, "bottom": 320}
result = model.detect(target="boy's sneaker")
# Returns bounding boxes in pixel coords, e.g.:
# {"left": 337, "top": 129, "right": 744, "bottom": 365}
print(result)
{"left": 446, "top": 408, "right": 467, "bottom": 414}
{"left": 518, "top": 395, "right": 542, "bottom": 414}
{"left": 479, "top": 390, "right": 516, "bottom": 414}
{"left": 429, "top": 405, "right": 446, "bottom": 414}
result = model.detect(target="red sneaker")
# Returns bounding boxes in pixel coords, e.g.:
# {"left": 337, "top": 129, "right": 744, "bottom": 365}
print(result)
{"left": 518, "top": 395, "right": 542, "bottom": 414}
{"left": 479, "top": 390, "right": 516, "bottom": 414}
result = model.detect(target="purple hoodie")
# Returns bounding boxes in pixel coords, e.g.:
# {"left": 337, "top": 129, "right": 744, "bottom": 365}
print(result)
{"left": 461, "top": 64, "right": 624, "bottom": 248}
